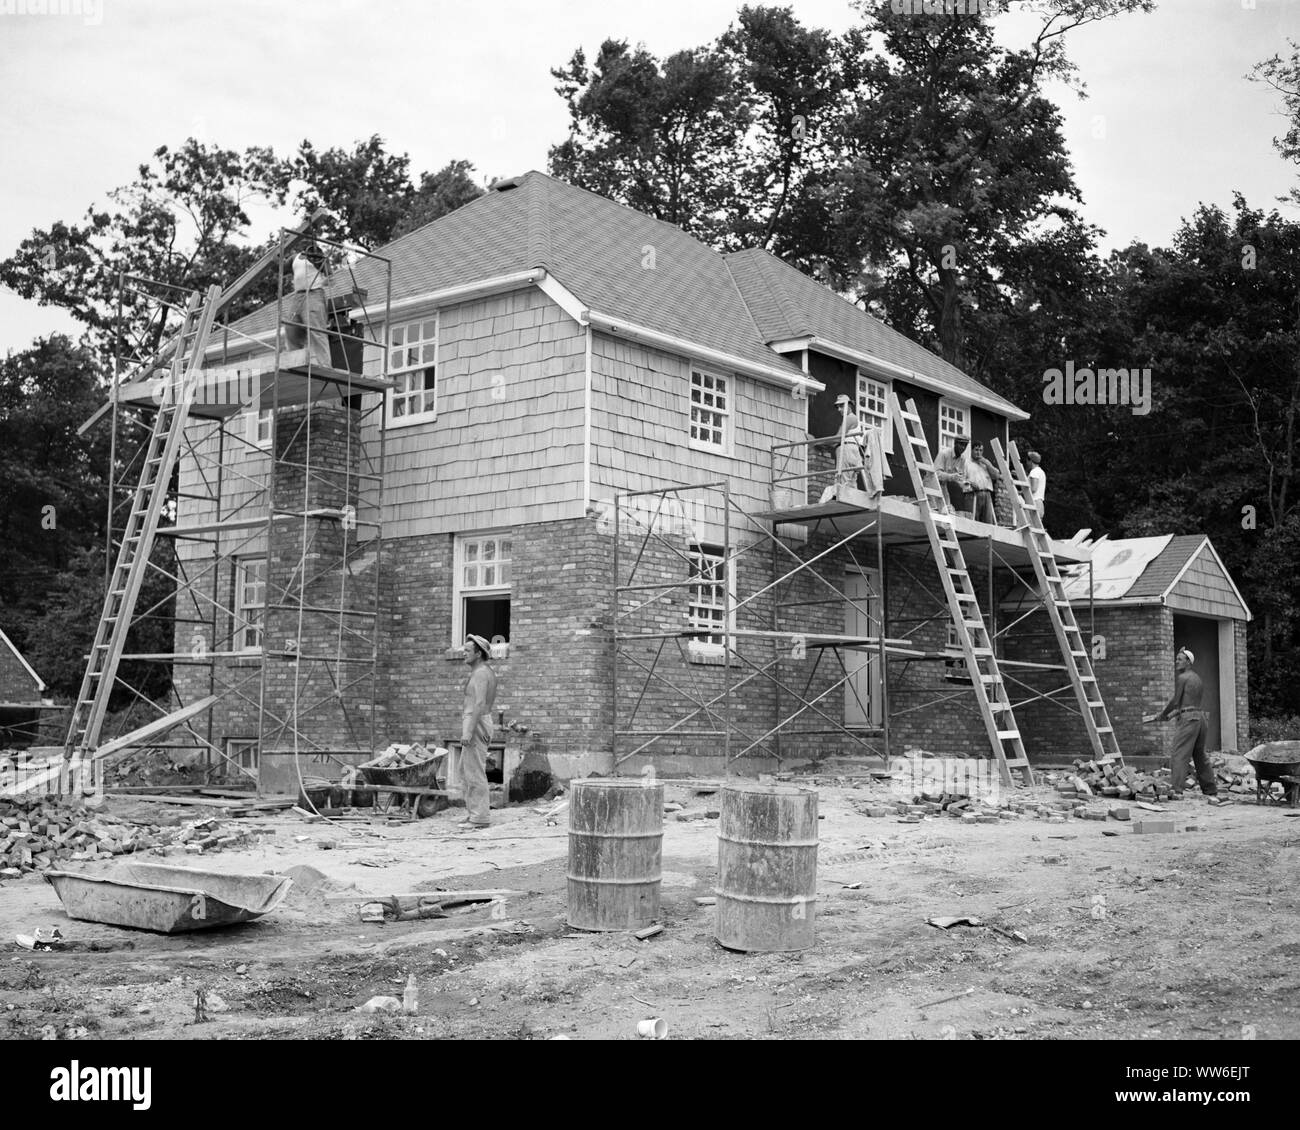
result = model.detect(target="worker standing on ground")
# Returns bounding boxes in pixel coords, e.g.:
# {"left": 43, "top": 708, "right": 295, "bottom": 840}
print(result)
{"left": 1153, "top": 647, "right": 1222, "bottom": 803}
{"left": 457, "top": 634, "right": 498, "bottom": 830}
{"left": 1026, "top": 451, "right": 1046, "bottom": 517}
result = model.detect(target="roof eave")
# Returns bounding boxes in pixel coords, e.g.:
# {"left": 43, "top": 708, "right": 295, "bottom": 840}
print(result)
{"left": 585, "top": 312, "right": 823, "bottom": 393}
{"left": 770, "top": 336, "right": 1029, "bottom": 421}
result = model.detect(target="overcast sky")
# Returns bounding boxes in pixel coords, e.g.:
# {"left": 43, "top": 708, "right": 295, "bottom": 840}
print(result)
{"left": 1, "top": 0, "right": 1296, "bottom": 354}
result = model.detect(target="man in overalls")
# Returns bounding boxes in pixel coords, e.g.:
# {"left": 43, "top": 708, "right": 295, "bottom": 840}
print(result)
{"left": 1154, "top": 647, "right": 1222, "bottom": 803}
{"left": 456, "top": 633, "right": 498, "bottom": 830}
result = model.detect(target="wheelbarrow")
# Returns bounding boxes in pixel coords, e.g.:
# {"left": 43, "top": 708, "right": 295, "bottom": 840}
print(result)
{"left": 1245, "top": 741, "right": 1300, "bottom": 808}
{"left": 359, "top": 749, "right": 450, "bottom": 818}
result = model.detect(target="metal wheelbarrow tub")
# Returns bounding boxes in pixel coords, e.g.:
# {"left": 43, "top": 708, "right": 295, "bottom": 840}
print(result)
{"left": 43, "top": 863, "right": 294, "bottom": 934}
{"left": 1246, "top": 741, "right": 1300, "bottom": 808}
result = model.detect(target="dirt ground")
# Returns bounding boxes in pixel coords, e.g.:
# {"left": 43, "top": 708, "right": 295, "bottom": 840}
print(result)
{"left": 1, "top": 775, "right": 1297, "bottom": 1042}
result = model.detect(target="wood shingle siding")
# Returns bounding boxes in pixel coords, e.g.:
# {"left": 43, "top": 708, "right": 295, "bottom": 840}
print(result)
{"left": 362, "top": 287, "right": 587, "bottom": 535}
{"left": 1165, "top": 548, "right": 1249, "bottom": 620}
{"left": 589, "top": 333, "right": 807, "bottom": 546}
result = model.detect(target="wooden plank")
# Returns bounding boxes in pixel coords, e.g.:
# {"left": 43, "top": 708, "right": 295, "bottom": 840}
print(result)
{"left": 325, "top": 889, "right": 524, "bottom": 903}
{"left": 94, "top": 695, "right": 220, "bottom": 761}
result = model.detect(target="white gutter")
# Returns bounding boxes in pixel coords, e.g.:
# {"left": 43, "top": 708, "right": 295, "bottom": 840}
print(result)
{"left": 582, "top": 323, "right": 593, "bottom": 511}
{"left": 348, "top": 269, "right": 546, "bottom": 321}
{"left": 770, "top": 336, "right": 1029, "bottom": 421}
{"left": 583, "top": 311, "right": 823, "bottom": 393}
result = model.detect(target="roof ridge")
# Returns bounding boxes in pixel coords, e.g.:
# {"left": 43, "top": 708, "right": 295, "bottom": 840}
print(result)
{"left": 729, "top": 247, "right": 812, "bottom": 340}
{"left": 526, "top": 174, "right": 553, "bottom": 270}
{"left": 723, "top": 252, "right": 787, "bottom": 358}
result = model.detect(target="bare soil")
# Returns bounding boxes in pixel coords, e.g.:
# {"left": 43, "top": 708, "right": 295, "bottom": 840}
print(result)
{"left": 1, "top": 779, "right": 1297, "bottom": 1041}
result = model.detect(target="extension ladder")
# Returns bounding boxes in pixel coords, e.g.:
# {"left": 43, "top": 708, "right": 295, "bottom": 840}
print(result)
{"left": 990, "top": 439, "right": 1124, "bottom": 763}
{"left": 64, "top": 285, "right": 222, "bottom": 758}
{"left": 889, "top": 393, "right": 1033, "bottom": 788}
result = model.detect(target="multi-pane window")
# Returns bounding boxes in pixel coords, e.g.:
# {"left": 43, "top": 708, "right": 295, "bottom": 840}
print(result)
{"left": 249, "top": 408, "right": 273, "bottom": 449}
{"left": 235, "top": 558, "right": 266, "bottom": 651}
{"left": 938, "top": 399, "right": 969, "bottom": 452}
{"left": 388, "top": 317, "right": 437, "bottom": 423}
{"left": 455, "top": 534, "right": 512, "bottom": 648}
{"left": 689, "top": 369, "right": 729, "bottom": 451}
{"left": 688, "top": 543, "right": 729, "bottom": 647}
{"left": 856, "top": 373, "right": 893, "bottom": 452}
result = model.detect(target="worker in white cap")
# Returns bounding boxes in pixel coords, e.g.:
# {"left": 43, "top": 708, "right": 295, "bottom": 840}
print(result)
{"left": 1153, "top": 647, "right": 1222, "bottom": 803}
{"left": 457, "top": 633, "right": 498, "bottom": 829}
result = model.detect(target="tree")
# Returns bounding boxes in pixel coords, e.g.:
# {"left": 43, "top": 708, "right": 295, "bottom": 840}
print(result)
{"left": 549, "top": 40, "right": 750, "bottom": 242}
{"left": 0, "top": 336, "right": 113, "bottom": 646}
{"left": 391, "top": 160, "right": 486, "bottom": 241}
{"left": 1250, "top": 38, "right": 1300, "bottom": 207}
{"left": 0, "top": 139, "right": 286, "bottom": 361}
{"left": 826, "top": 0, "right": 1154, "bottom": 368}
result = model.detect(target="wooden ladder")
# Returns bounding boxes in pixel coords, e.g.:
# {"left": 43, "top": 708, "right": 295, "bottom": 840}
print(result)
{"left": 64, "top": 285, "right": 222, "bottom": 759}
{"left": 991, "top": 439, "right": 1124, "bottom": 764}
{"left": 889, "top": 394, "right": 1033, "bottom": 788}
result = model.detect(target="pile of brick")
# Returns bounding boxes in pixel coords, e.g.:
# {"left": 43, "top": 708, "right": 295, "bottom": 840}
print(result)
{"left": 0, "top": 800, "right": 253, "bottom": 877}
{"left": 1210, "top": 753, "right": 1259, "bottom": 796}
{"left": 1055, "top": 757, "right": 1173, "bottom": 801}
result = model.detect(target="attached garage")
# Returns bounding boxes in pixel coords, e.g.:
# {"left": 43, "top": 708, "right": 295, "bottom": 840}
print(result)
{"left": 1003, "top": 535, "right": 1251, "bottom": 762}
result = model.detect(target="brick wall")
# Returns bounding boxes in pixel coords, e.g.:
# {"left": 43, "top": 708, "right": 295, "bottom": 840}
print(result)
{"left": 1233, "top": 620, "right": 1250, "bottom": 752}
{"left": 1005, "top": 604, "right": 1173, "bottom": 762}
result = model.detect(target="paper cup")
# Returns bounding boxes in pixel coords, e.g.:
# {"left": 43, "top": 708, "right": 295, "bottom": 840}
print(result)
{"left": 636, "top": 1017, "right": 667, "bottom": 1039}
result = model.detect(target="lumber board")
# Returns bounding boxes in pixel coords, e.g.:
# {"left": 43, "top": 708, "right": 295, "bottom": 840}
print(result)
{"left": 325, "top": 889, "right": 524, "bottom": 903}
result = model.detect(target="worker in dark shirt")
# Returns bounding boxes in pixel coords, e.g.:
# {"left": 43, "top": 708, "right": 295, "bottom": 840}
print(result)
{"left": 1154, "top": 648, "right": 1222, "bottom": 803}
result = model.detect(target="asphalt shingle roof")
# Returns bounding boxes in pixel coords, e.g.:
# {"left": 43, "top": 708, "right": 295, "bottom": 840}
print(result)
{"left": 724, "top": 247, "right": 1024, "bottom": 416}
{"left": 1123, "top": 535, "right": 1208, "bottom": 599}
{"left": 228, "top": 171, "right": 1024, "bottom": 415}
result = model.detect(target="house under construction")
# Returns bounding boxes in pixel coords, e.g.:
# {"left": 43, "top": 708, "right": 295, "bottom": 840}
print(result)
{"left": 24, "top": 171, "right": 1253, "bottom": 798}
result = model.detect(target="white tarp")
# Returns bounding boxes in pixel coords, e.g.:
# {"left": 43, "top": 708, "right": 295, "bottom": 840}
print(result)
{"left": 1058, "top": 535, "right": 1173, "bottom": 600}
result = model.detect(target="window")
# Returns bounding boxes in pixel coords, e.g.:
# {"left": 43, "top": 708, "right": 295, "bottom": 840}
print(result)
{"left": 454, "top": 534, "right": 512, "bottom": 652}
{"left": 855, "top": 373, "right": 894, "bottom": 453}
{"left": 225, "top": 737, "right": 259, "bottom": 772}
{"left": 688, "top": 543, "right": 732, "bottom": 648}
{"left": 938, "top": 399, "right": 969, "bottom": 452}
{"left": 387, "top": 316, "right": 437, "bottom": 424}
{"left": 235, "top": 557, "right": 267, "bottom": 652}
{"left": 248, "top": 408, "right": 273, "bottom": 449}
{"left": 689, "top": 369, "right": 729, "bottom": 452}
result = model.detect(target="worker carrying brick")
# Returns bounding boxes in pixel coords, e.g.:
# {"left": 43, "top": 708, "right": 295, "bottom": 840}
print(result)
{"left": 1153, "top": 647, "right": 1223, "bottom": 804}
{"left": 457, "top": 633, "right": 498, "bottom": 830}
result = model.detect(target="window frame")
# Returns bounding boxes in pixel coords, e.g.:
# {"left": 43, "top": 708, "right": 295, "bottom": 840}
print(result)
{"left": 248, "top": 407, "right": 273, "bottom": 450}
{"left": 687, "top": 541, "right": 736, "bottom": 658}
{"left": 234, "top": 556, "right": 267, "bottom": 653}
{"left": 937, "top": 397, "right": 970, "bottom": 453}
{"left": 855, "top": 373, "right": 894, "bottom": 454}
{"left": 385, "top": 313, "right": 439, "bottom": 428}
{"left": 451, "top": 532, "right": 513, "bottom": 655}
{"left": 687, "top": 367, "right": 732, "bottom": 456}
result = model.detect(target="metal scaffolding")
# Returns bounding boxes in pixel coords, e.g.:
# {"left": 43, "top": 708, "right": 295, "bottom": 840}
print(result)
{"left": 80, "top": 229, "right": 393, "bottom": 794}
{"left": 609, "top": 429, "right": 1101, "bottom": 775}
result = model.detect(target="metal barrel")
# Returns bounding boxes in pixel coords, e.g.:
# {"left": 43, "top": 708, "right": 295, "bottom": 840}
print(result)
{"left": 716, "top": 782, "right": 818, "bottom": 953}
{"left": 566, "top": 778, "right": 663, "bottom": 931}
